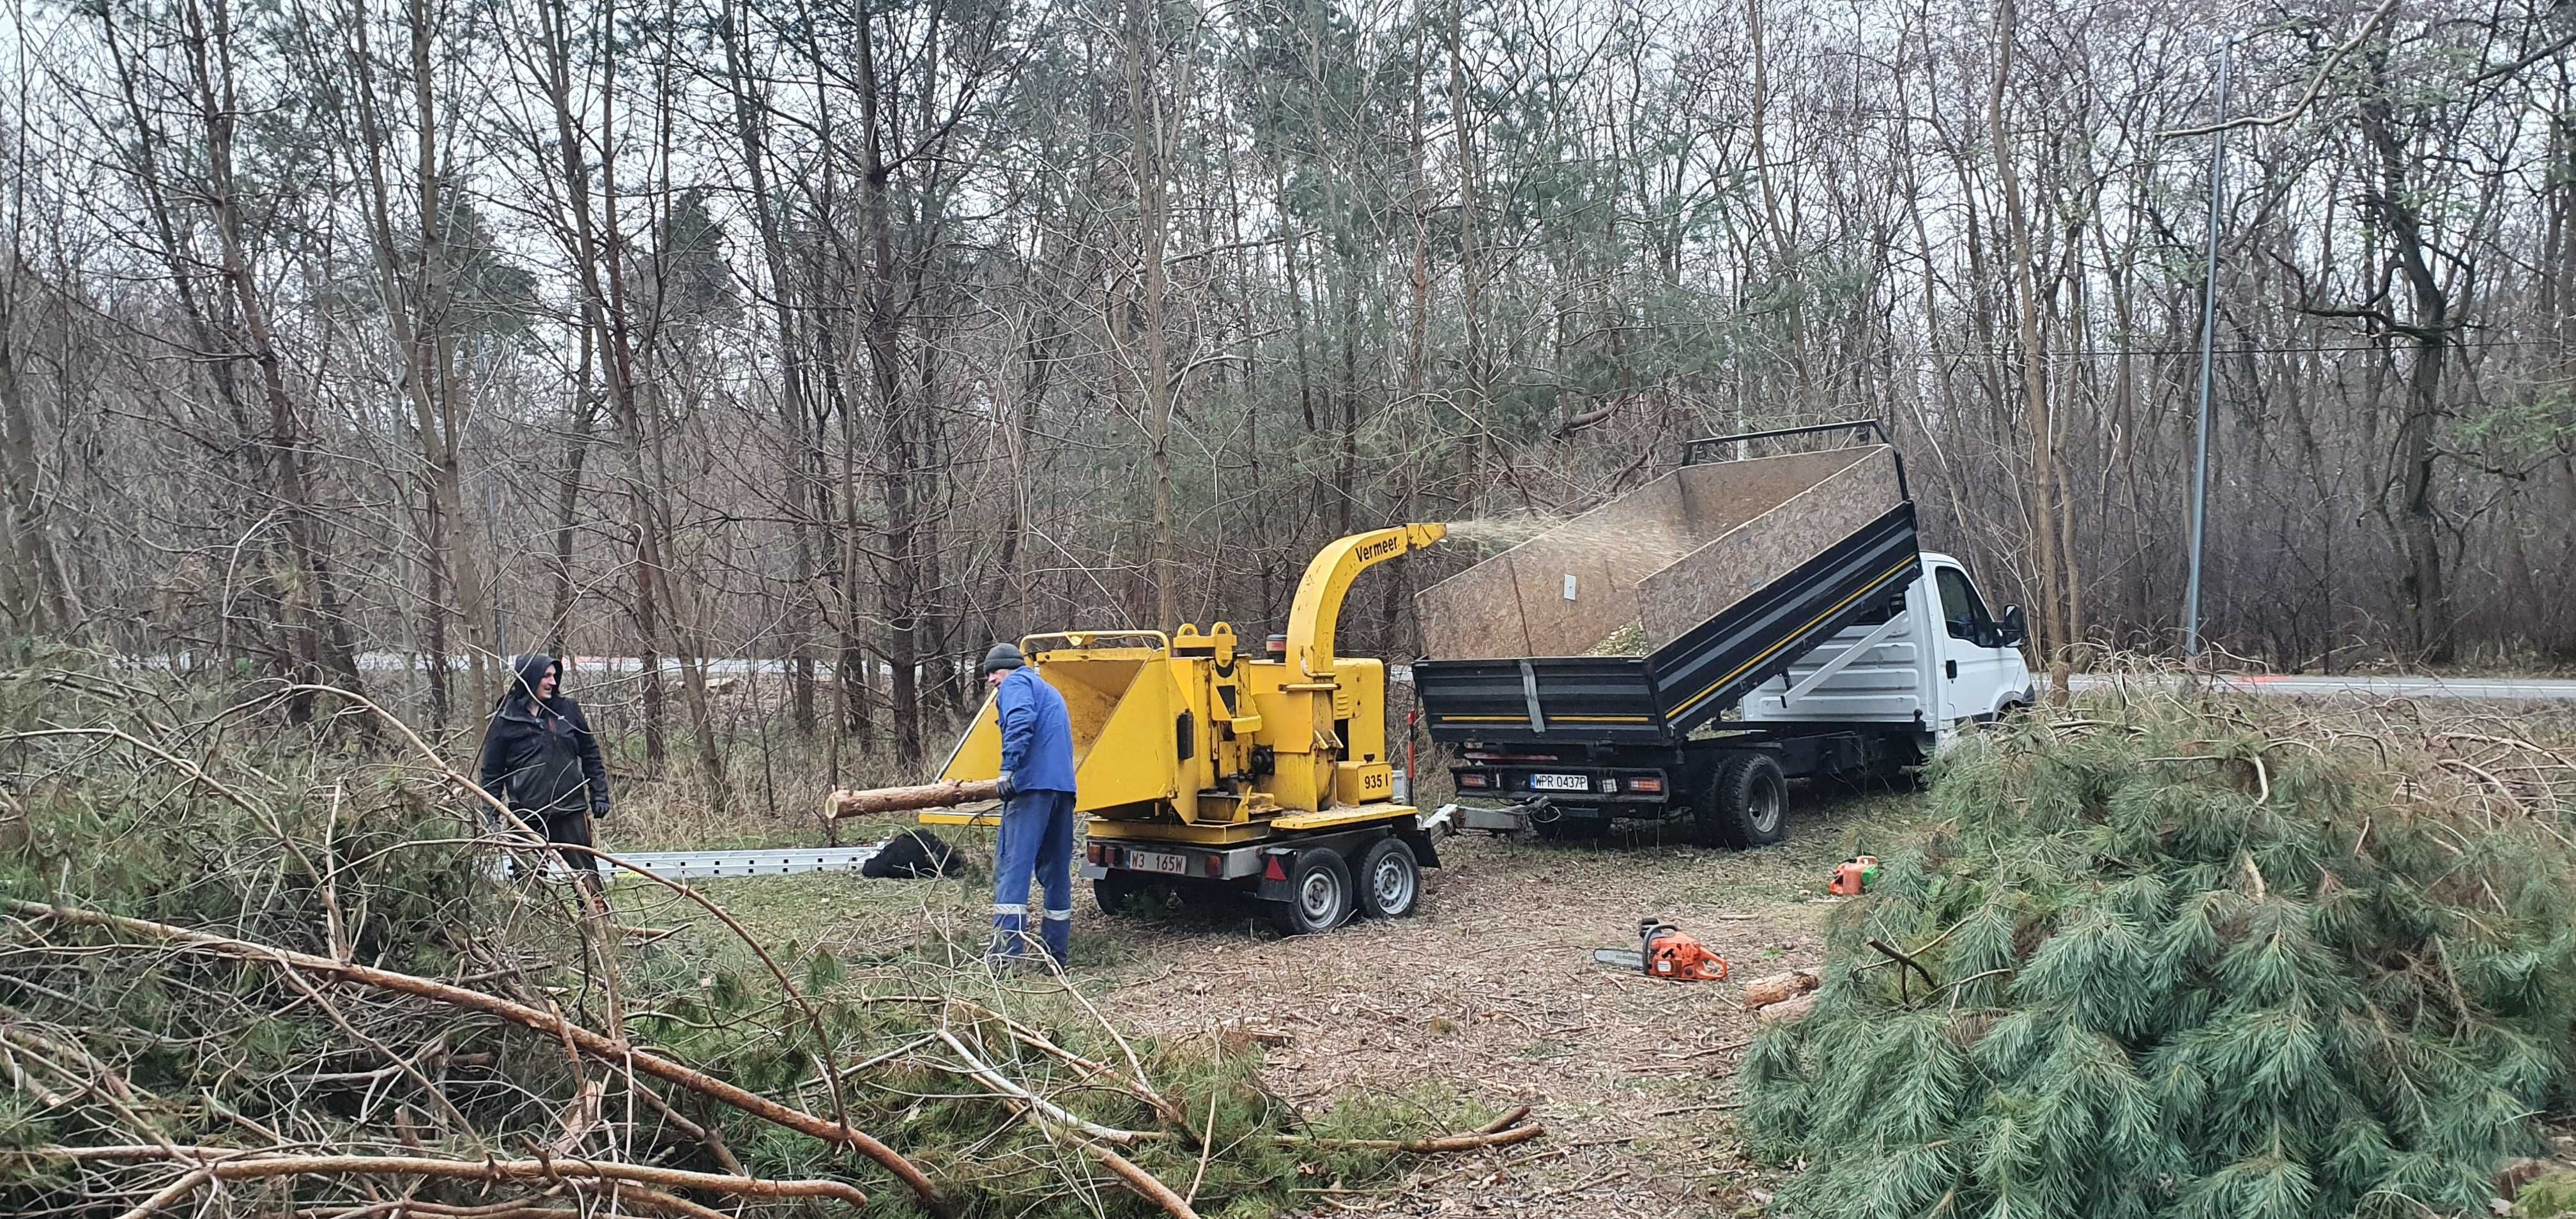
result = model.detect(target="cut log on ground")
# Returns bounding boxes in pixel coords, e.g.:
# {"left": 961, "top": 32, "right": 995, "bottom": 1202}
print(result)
{"left": 1758, "top": 993, "right": 1819, "bottom": 1025}
{"left": 1741, "top": 969, "right": 1821, "bottom": 1010}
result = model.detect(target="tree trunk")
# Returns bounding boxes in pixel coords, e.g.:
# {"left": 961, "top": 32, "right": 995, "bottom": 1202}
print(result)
{"left": 2358, "top": 73, "right": 2457, "bottom": 664}
{"left": 180, "top": 0, "right": 371, "bottom": 719}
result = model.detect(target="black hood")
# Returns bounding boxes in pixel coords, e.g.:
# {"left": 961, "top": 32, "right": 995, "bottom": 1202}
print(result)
{"left": 503, "top": 654, "right": 559, "bottom": 710}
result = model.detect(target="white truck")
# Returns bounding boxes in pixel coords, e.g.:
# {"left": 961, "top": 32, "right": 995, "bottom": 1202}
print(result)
{"left": 1412, "top": 422, "right": 2034, "bottom": 847}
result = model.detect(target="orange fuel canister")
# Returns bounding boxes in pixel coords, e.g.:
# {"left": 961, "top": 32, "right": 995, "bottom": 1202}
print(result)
{"left": 1828, "top": 855, "right": 1881, "bottom": 896}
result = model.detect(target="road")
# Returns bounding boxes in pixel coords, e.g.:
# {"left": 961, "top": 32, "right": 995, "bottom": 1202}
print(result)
{"left": 2062, "top": 673, "right": 2576, "bottom": 702}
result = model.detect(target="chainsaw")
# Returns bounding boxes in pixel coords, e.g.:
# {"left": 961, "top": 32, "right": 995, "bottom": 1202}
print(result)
{"left": 1591, "top": 917, "right": 1729, "bottom": 981}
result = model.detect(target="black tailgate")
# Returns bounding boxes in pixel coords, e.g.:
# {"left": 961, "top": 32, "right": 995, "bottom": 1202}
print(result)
{"left": 1414, "top": 656, "right": 1669, "bottom": 744}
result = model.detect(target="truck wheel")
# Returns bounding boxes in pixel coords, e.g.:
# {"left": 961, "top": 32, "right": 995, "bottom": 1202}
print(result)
{"left": 1696, "top": 754, "right": 1789, "bottom": 848}
{"left": 1353, "top": 838, "right": 1420, "bottom": 919}
{"left": 1266, "top": 849, "right": 1354, "bottom": 935}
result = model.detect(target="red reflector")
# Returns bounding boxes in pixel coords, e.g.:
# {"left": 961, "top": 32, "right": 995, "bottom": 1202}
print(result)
{"left": 1262, "top": 855, "right": 1287, "bottom": 882}
{"left": 1204, "top": 854, "right": 1223, "bottom": 877}
{"left": 1085, "top": 843, "right": 1103, "bottom": 864}
{"left": 1631, "top": 778, "right": 1664, "bottom": 794}
{"left": 1459, "top": 772, "right": 1489, "bottom": 788}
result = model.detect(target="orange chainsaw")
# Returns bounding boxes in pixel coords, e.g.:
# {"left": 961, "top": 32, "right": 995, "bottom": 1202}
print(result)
{"left": 1592, "top": 917, "right": 1729, "bottom": 981}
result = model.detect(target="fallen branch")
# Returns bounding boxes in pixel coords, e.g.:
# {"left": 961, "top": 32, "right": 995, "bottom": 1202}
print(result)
{"left": 3, "top": 900, "right": 951, "bottom": 1218}
{"left": 931, "top": 1029, "right": 1159, "bottom": 1147}
{"left": 111, "top": 1164, "right": 215, "bottom": 1219}
{"left": 1867, "top": 939, "right": 1938, "bottom": 1003}
{"left": 1271, "top": 1115, "right": 1545, "bottom": 1153}
{"left": 1082, "top": 1139, "right": 1200, "bottom": 1219}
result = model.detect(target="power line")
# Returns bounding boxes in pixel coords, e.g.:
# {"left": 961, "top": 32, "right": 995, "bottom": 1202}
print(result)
{"left": 1896, "top": 339, "right": 2561, "bottom": 361}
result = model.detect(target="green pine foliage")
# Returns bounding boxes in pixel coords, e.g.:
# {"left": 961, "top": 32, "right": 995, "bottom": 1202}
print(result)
{"left": 1743, "top": 700, "right": 2576, "bottom": 1219}
{"left": 0, "top": 655, "right": 1481, "bottom": 1216}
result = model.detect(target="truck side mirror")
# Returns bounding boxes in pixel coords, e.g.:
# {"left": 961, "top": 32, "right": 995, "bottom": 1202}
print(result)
{"left": 1997, "top": 604, "right": 2028, "bottom": 649}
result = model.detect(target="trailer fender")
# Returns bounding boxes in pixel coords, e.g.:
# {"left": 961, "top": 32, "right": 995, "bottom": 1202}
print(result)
{"left": 1399, "top": 827, "right": 1443, "bottom": 869}
{"left": 1253, "top": 847, "right": 1308, "bottom": 903}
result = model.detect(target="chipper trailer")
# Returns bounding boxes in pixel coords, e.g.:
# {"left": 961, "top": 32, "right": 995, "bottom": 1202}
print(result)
{"left": 824, "top": 524, "right": 1452, "bottom": 935}
{"left": 1413, "top": 421, "right": 2035, "bottom": 847}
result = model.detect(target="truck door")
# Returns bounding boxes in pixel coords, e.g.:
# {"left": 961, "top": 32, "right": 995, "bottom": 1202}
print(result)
{"left": 1929, "top": 560, "right": 2025, "bottom": 722}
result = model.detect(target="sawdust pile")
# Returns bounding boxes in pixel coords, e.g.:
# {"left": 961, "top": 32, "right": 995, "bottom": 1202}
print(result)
{"left": 1584, "top": 621, "right": 1650, "bottom": 656}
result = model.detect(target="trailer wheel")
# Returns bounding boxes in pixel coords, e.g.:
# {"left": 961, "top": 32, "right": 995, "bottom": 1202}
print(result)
{"left": 1094, "top": 873, "right": 1146, "bottom": 915}
{"left": 1353, "top": 837, "right": 1420, "bottom": 919}
{"left": 1266, "top": 849, "right": 1354, "bottom": 935}
{"left": 1696, "top": 754, "right": 1789, "bottom": 848}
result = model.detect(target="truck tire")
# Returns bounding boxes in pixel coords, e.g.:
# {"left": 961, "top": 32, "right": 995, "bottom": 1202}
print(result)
{"left": 1267, "top": 848, "right": 1354, "bottom": 935}
{"left": 1696, "top": 753, "right": 1789, "bottom": 848}
{"left": 1353, "top": 837, "right": 1420, "bottom": 919}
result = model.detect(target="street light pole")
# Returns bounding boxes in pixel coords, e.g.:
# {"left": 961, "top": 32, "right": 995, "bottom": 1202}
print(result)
{"left": 2181, "top": 40, "right": 2231, "bottom": 664}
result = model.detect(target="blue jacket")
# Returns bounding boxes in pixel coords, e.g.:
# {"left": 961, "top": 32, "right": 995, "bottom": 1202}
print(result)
{"left": 996, "top": 666, "right": 1077, "bottom": 793}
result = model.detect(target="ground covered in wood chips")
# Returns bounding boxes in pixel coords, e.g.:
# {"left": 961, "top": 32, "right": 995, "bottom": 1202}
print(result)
{"left": 647, "top": 788, "right": 1926, "bottom": 1218}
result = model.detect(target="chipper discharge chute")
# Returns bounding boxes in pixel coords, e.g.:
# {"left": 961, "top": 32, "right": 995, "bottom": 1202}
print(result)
{"left": 826, "top": 523, "right": 1452, "bottom": 935}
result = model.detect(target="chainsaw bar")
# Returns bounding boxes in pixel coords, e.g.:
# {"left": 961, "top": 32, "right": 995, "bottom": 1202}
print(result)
{"left": 1592, "top": 948, "right": 1645, "bottom": 969}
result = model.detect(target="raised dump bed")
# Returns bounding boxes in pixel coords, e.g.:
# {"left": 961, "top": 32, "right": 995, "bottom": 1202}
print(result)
{"left": 1415, "top": 422, "right": 1921, "bottom": 745}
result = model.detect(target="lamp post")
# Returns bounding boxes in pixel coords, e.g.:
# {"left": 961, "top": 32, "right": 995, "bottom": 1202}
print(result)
{"left": 2181, "top": 40, "right": 2231, "bottom": 664}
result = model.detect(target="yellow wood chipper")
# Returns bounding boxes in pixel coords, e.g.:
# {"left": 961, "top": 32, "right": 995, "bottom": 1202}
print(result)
{"left": 831, "top": 523, "right": 1448, "bottom": 935}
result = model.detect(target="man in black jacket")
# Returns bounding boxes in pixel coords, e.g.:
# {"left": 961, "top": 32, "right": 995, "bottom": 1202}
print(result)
{"left": 476, "top": 654, "right": 613, "bottom": 907}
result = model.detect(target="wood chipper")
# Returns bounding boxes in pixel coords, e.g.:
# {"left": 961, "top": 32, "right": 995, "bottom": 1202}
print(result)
{"left": 824, "top": 524, "right": 1449, "bottom": 934}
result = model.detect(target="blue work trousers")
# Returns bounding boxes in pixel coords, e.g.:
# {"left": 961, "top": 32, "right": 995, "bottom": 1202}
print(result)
{"left": 990, "top": 789, "right": 1076, "bottom": 964}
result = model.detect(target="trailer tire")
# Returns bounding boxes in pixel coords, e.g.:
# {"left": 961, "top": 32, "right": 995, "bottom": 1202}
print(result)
{"left": 1094, "top": 873, "right": 1146, "bottom": 916}
{"left": 1696, "top": 754, "right": 1789, "bottom": 848}
{"left": 1353, "top": 838, "right": 1420, "bottom": 919}
{"left": 1267, "top": 849, "right": 1354, "bottom": 935}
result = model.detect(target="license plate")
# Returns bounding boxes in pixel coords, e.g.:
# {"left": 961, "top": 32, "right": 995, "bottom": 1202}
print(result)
{"left": 1127, "top": 850, "right": 1190, "bottom": 875}
{"left": 1529, "top": 773, "right": 1589, "bottom": 792}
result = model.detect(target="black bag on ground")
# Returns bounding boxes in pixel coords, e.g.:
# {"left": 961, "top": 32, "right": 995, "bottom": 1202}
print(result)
{"left": 861, "top": 829, "right": 956, "bottom": 878}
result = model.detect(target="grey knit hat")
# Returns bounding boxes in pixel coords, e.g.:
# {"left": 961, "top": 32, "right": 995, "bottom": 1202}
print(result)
{"left": 982, "top": 642, "right": 1026, "bottom": 673}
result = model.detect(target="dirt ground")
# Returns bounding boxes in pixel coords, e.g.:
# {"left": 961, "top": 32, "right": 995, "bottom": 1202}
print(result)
{"left": 634, "top": 788, "right": 1926, "bottom": 1217}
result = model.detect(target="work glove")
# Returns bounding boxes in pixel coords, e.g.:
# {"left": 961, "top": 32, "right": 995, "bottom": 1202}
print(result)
{"left": 994, "top": 771, "right": 1017, "bottom": 799}
{"left": 590, "top": 798, "right": 611, "bottom": 821}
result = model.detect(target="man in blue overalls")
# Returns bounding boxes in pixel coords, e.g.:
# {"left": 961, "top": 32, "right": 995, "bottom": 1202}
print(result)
{"left": 983, "top": 642, "right": 1078, "bottom": 967}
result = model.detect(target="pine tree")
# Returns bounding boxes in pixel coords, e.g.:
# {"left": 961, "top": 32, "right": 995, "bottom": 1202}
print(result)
{"left": 1743, "top": 702, "right": 2576, "bottom": 1219}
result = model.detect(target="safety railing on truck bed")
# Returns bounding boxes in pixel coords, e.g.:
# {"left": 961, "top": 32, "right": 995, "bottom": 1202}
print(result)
{"left": 1680, "top": 420, "right": 1911, "bottom": 502}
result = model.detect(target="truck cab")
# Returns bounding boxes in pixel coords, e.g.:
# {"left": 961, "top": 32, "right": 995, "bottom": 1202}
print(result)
{"left": 1740, "top": 552, "right": 2035, "bottom": 753}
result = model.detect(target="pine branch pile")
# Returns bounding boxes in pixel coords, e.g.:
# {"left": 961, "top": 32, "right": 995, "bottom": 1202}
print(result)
{"left": 1743, "top": 696, "right": 2576, "bottom": 1219}
{"left": 0, "top": 655, "right": 1535, "bottom": 1218}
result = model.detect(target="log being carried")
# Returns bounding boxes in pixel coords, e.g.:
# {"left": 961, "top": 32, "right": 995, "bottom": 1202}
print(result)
{"left": 824, "top": 779, "right": 1000, "bottom": 820}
